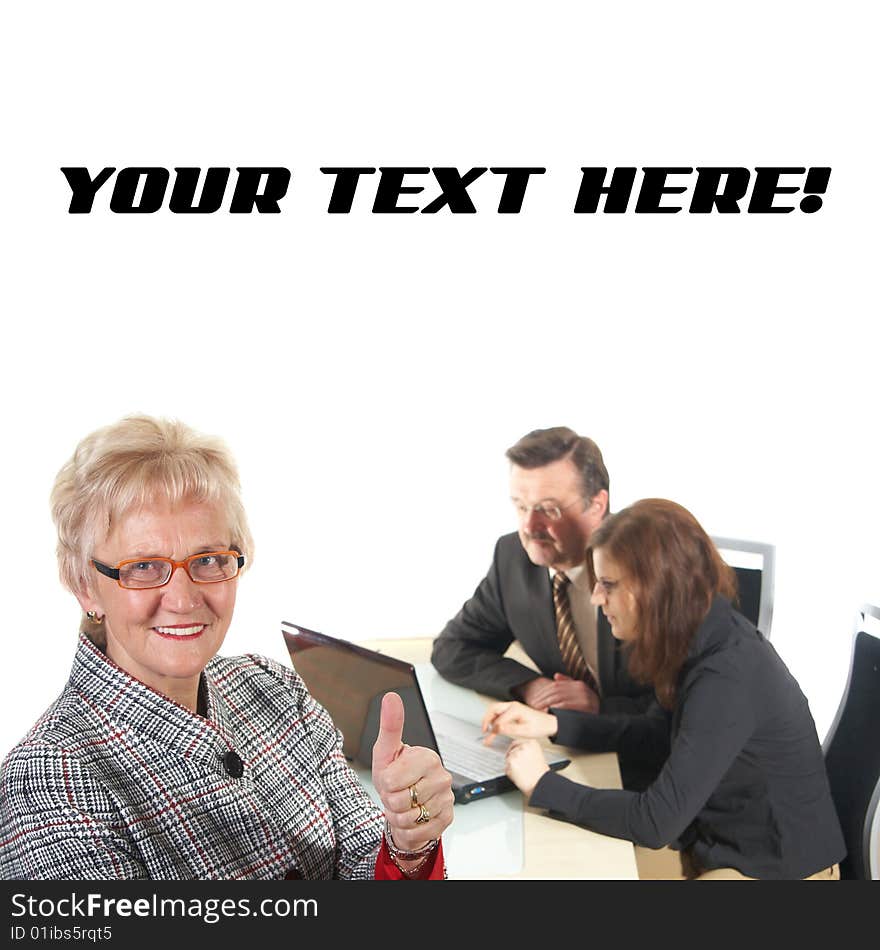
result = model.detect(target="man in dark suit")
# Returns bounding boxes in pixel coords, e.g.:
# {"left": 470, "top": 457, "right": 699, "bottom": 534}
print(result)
{"left": 431, "top": 427, "right": 654, "bottom": 721}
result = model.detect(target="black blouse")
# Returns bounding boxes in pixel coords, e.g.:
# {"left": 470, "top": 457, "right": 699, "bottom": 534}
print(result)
{"left": 530, "top": 597, "right": 846, "bottom": 879}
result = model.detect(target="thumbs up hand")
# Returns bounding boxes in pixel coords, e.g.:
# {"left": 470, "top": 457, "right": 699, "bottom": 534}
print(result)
{"left": 371, "top": 692, "right": 454, "bottom": 855}
{"left": 371, "top": 691, "right": 406, "bottom": 772}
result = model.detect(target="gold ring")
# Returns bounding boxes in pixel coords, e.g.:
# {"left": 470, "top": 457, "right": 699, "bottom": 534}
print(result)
{"left": 409, "top": 784, "right": 420, "bottom": 808}
{"left": 415, "top": 803, "right": 430, "bottom": 824}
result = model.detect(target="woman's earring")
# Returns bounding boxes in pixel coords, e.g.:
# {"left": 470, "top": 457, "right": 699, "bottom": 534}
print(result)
{"left": 86, "top": 610, "right": 103, "bottom": 623}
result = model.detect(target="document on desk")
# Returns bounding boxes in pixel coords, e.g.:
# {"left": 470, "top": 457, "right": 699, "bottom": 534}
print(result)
{"left": 352, "top": 663, "right": 525, "bottom": 878}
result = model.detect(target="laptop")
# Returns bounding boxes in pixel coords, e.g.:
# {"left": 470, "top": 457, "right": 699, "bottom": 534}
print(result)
{"left": 281, "top": 621, "right": 570, "bottom": 803}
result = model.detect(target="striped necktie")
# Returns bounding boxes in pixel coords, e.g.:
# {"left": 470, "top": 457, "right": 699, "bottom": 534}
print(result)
{"left": 552, "top": 571, "right": 599, "bottom": 691}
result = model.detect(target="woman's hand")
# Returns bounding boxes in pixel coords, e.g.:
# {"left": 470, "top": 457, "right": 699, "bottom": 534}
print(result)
{"left": 505, "top": 739, "right": 551, "bottom": 799}
{"left": 371, "top": 692, "right": 454, "bottom": 856}
{"left": 481, "top": 700, "right": 558, "bottom": 744}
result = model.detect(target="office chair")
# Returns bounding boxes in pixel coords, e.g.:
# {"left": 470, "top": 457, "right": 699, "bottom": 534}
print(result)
{"left": 711, "top": 536, "right": 775, "bottom": 638}
{"left": 822, "top": 604, "right": 880, "bottom": 880}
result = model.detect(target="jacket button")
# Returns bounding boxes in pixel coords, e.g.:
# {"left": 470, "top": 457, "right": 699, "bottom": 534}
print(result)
{"left": 223, "top": 750, "right": 244, "bottom": 778}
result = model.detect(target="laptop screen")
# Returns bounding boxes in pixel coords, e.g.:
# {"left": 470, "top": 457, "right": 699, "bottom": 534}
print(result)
{"left": 281, "top": 622, "right": 438, "bottom": 765}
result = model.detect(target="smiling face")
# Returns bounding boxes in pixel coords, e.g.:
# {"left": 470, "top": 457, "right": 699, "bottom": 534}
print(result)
{"left": 590, "top": 547, "right": 639, "bottom": 641}
{"left": 510, "top": 458, "right": 607, "bottom": 571}
{"left": 77, "top": 498, "right": 238, "bottom": 710}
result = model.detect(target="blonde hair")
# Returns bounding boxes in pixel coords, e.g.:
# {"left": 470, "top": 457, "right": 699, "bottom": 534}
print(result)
{"left": 51, "top": 415, "right": 254, "bottom": 600}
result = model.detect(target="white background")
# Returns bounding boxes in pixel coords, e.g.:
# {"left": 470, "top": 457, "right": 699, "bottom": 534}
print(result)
{"left": 1, "top": 1, "right": 877, "bottom": 760}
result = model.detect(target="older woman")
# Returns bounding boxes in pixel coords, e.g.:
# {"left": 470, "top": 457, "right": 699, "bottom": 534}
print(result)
{"left": 0, "top": 416, "right": 453, "bottom": 880}
{"left": 482, "top": 499, "right": 845, "bottom": 880}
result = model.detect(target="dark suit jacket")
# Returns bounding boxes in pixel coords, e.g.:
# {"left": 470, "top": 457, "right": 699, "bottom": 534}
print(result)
{"left": 431, "top": 532, "right": 653, "bottom": 714}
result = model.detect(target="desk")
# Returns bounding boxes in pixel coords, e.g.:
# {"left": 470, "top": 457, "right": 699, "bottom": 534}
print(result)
{"left": 360, "top": 637, "right": 638, "bottom": 880}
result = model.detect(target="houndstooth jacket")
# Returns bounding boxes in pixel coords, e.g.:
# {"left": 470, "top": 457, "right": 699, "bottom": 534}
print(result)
{"left": 0, "top": 633, "right": 387, "bottom": 880}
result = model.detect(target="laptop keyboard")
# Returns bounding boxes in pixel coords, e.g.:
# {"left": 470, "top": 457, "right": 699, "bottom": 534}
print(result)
{"left": 435, "top": 732, "right": 511, "bottom": 781}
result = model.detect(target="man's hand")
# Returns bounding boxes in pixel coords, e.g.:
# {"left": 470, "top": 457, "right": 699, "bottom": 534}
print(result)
{"left": 516, "top": 673, "right": 600, "bottom": 714}
{"left": 371, "top": 692, "right": 454, "bottom": 854}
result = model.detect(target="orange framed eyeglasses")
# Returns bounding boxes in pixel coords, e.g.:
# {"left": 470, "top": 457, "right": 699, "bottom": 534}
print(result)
{"left": 91, "top": 551, "right": 245, "bottom": 590}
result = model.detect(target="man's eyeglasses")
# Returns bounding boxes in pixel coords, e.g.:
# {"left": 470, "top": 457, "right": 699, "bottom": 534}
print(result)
{"left": 92, "top": 551, "right": 245, "bottom": 590}
{"left": 512, "top": 498, "right": 585, "bottom": 522}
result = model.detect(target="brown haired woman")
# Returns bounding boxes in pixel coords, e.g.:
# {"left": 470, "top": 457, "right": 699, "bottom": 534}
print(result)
{"left": 481, "top": 499, "right": 845, "bottom": 880}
